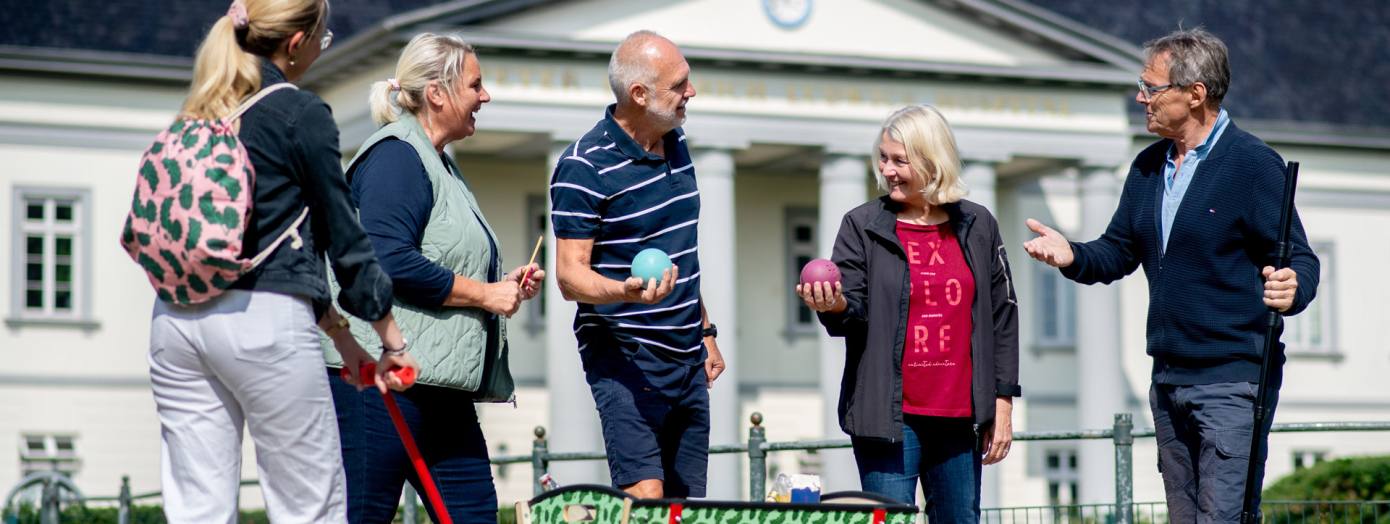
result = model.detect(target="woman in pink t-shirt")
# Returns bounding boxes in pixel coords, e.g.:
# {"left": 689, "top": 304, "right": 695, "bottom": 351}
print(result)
{"left": 797, "top": 105, "right": 1020, "bottom": 521}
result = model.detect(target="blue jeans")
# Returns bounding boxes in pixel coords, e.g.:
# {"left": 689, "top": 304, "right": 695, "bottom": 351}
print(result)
{"left": 329, "top": 372, "right": 497, "bottom": 524}
{"left": 852, "top": 415, "right": 981, "bottom": 522}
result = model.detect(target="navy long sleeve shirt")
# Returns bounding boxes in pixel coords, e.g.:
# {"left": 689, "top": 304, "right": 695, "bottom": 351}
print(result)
{"left": 350, "top": 137, "right": 502, "bottom": 366}
{"left": 348, "top": 139, "right": 456, "bottom": 308}
{"left": 1060, "top": 121, "right": 1319, "bottom": 386}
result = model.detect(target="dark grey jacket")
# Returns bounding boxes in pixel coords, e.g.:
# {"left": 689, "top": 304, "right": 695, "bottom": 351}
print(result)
{"left": 228, "top": 61, "right": 394, "bottom": 322}
{"left": 817, "top": 196, "right": 1020, "bottom": 441}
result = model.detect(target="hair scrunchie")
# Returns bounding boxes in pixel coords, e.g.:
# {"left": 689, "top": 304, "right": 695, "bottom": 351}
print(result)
{"left": 386, "top": 78, "right": 401, "bottom": 91}
{"left": 227, "top": 0, "right": 249, "bottom": 29}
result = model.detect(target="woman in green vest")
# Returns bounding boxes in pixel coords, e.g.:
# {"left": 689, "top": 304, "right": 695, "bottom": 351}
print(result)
{"left": 326, "top": 33, "right": 544, "bottom": 523}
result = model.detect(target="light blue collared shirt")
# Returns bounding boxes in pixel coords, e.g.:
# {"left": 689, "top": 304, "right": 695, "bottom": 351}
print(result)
{"left": 1161, "top": 109, "right": 1230, "bottom": 251}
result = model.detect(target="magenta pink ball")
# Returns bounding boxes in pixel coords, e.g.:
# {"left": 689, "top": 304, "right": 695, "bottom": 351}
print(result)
{"left": 800, "top": 258, "right": 840, "bottom": 286}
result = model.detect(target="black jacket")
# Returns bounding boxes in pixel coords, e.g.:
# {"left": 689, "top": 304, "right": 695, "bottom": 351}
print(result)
{"left": 818, "top": 197, "right": 1020, "bottom": 441}
{"left": 227, "top": 61, "right": 394, "bottom": 321}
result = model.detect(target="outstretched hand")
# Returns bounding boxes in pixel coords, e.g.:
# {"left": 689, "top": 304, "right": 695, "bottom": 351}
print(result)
{"left": 1022, "top": 219, "right": 1075, "bottom": 268}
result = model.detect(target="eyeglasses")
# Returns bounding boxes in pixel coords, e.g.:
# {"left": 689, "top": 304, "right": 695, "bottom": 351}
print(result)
{"left": 319, "top": 0, "right": 333, "bottom": 50}
{"left": 1137, "top": 79, "right": 1176, "bottom": 101}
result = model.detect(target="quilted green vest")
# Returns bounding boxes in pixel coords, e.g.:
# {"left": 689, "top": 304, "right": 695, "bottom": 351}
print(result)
{"left": 323, "top": 113, "right": 513, "bottom": 402}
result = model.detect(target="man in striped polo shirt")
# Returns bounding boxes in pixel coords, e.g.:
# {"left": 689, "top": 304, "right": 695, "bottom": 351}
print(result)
{"left": 550, "top": 30, "right": 725, "bottom": 499}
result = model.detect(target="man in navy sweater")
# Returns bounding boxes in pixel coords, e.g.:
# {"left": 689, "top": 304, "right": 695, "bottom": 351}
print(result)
{"left": 1023, "top": 28, "right": 1319, "bottom": 522}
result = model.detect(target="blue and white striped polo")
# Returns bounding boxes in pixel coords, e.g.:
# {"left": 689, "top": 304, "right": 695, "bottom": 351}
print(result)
{"left": 549, "top": 105, "right": 703, "bottom": 364}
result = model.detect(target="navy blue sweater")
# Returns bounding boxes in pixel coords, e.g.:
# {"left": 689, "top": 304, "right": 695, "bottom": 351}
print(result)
{"left": 1061, "top": 122, "right": 1319, "bottom": 385}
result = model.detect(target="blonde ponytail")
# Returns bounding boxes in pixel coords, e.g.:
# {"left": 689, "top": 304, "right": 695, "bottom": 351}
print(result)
{"left": 182, "top": 15, "right": 261, "bottom": 120}
{"left": 368, "top": 80, "right": 400, "bottom": 126}
{"left": 180, "top": 0, "right": 327, "bottom": 120}
{"left": 371, "top": 33, "right": 474, "bottom": 127}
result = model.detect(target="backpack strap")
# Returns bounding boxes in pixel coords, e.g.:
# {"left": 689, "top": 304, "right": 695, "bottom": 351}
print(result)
{"left": 230, "top": 82, "right": 304, "bottom": 269}
{"left": 247, "top": 206, "right": 310, "bottom": 269}
{"left": 228, "top": 82, "right": 298, "bottom": 121}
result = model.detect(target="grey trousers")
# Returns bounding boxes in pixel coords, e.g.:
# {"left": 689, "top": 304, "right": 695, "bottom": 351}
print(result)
{"left": 1150, "top": 381, "right": 1279, "bottom": 524}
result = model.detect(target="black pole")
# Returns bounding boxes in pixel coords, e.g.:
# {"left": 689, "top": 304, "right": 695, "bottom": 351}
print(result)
{"left": 1240, "top": 161, "right": 1299, "bottom": 524}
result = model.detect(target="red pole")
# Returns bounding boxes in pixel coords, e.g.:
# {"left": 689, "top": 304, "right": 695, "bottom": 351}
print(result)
{"left": 383, "top": 391, "right": 452, "bottom": 524}
{"left": 346, "top": 364, "right": 451, "bottom": 524}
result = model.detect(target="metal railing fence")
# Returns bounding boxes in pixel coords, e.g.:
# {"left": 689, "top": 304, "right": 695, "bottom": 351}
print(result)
{"left": 7, "top": 415, "right": 1390, "bottom": 523}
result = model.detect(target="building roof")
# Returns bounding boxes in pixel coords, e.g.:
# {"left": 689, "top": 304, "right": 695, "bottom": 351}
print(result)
{"left": 1022, "top": 0, "right": 1390, "bottom": 136}
{"left": 0, "top": 0, "right": 451, "bottom": 58}
{"left": 4, "top": 0, "right": 1387, "bottom": 136}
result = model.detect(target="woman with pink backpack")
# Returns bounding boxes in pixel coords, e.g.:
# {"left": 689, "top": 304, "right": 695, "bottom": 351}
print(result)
{"left": 122, "top": 0, "right": 418, "bottom": 521}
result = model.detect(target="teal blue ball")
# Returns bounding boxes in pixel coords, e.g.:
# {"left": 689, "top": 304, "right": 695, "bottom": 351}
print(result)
{"left": 631, "top": 248, "right": 673, "bottom": 281}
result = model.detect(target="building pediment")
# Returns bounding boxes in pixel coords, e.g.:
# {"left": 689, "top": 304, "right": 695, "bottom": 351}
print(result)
{"left": 477, "top": 0, "right": 1131, "bottom": 70}
{"left": 309, "top": 0, "right": 1141, "bottom": 88}
{"left": 307, "top": 0, "right": 1141, "bottom": 163}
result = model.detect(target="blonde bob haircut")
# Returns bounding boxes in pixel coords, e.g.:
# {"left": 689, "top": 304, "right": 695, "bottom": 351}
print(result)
{"left": 873, "top": 105, "right": 967, "bottom": 206}
{"left": 369, "top": 33, "right": 475, "bottom": 126}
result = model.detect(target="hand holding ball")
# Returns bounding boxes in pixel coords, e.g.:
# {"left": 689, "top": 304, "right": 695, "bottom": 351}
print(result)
{"left": 798, "top": 258, "right": 844, "bottom": 313}
{"left": 631, "top": 248, "right": 674, "bottom": 282}
{"left": 625, "top": 248, "right": 677, "bottom": 304}
{"left": 799, "top": 258, "right": 840, "bottom": 286}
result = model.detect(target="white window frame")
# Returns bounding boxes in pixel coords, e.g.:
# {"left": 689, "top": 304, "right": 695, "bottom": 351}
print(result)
{"left": 523, "top": 194, "right": 548, "bottom": 334}
{"left": 1033, "top": 262, "right": 1076, "bottom": 351}
{"left": 9, "top": 187, "right": 95, "bottom": 327}
{"left": 1043, "top": 447, "right": 1080, "bottom": 509}
{"left": 1291, "top": 449, "right": 1328, "bottom": 471}
{"left": 1283, "top": 240, "right": 1335, "bottom": 356}
{"left": 784, "top": 207, "right": 820, "bottom": 337}
{"left": 19, "top": 433, "right": 80, "bottom": 476}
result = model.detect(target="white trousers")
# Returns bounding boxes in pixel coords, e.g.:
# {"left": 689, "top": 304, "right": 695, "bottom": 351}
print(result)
{"left": 149, "top": 290, "right": 346, "bottom": 523}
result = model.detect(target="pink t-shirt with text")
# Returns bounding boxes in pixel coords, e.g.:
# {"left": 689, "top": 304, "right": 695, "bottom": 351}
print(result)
{"left": 896, "top": 221, "right": 975, "bottom": 418}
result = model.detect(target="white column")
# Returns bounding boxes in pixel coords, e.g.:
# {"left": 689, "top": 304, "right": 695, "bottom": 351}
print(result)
{"left": 963, "top": 160, "right": 1003, "bottom": 508}
{"left": 1076, "top": 165, "right": 1125, "bottom": 504}
{"left": 962, "top": 160, "right": 998, "bottom": 213}
{"left": 694, "top": 148, "right": 739, "bottom": 500}
{"left": 545, "top": 142, "right": 606, "bottom": 485}
{"left": 818, "top": 154, "right": 869, "bottom": 492}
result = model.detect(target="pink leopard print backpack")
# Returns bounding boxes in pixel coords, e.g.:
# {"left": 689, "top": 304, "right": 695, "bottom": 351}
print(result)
{"left": 120, "top": 83, "right": 309, "bottom": 305}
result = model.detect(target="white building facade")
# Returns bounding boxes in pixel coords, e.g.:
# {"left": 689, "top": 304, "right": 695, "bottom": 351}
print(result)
{"left": 2, "top": 0, "right": 1387, "bottom": 510}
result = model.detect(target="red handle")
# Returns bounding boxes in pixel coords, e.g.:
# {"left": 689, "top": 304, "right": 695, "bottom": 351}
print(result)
{"left": 339, "top": 364, "right": 448, "bottom": 523}
{"left": 341, "top": 362, "right": 416, "bottom": 387}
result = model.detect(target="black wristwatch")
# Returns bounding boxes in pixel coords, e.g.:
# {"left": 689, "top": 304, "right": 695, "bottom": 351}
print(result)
{"left": 702, "top": 323, "right": 718, "bottom": 339}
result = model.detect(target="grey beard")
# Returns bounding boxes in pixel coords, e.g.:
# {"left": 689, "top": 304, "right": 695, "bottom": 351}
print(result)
{"left": 648, "top": 105, "right": 685, "bottom": 131}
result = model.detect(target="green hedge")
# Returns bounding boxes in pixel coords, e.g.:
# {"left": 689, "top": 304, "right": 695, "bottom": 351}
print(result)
{"left": 5, "top": 504, "right": 267, "bottom": 524}
{"left": 1265, "top": 455, "right": 1390, "bottom": 500}
{"left": 5, "top": 504, "right": 513, "bottom": 524}
{"left": 1262, "top": 455, "right": 1390, "bottom": 523}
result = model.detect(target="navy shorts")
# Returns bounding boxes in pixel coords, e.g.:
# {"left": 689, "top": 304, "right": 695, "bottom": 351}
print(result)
{"left": 581, "top": 343, "right": 710, "bottom": 497}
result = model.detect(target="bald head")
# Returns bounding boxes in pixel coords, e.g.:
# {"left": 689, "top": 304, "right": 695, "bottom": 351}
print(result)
{"left": 607, "top": 30, "right": 684, "bottom": 105}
